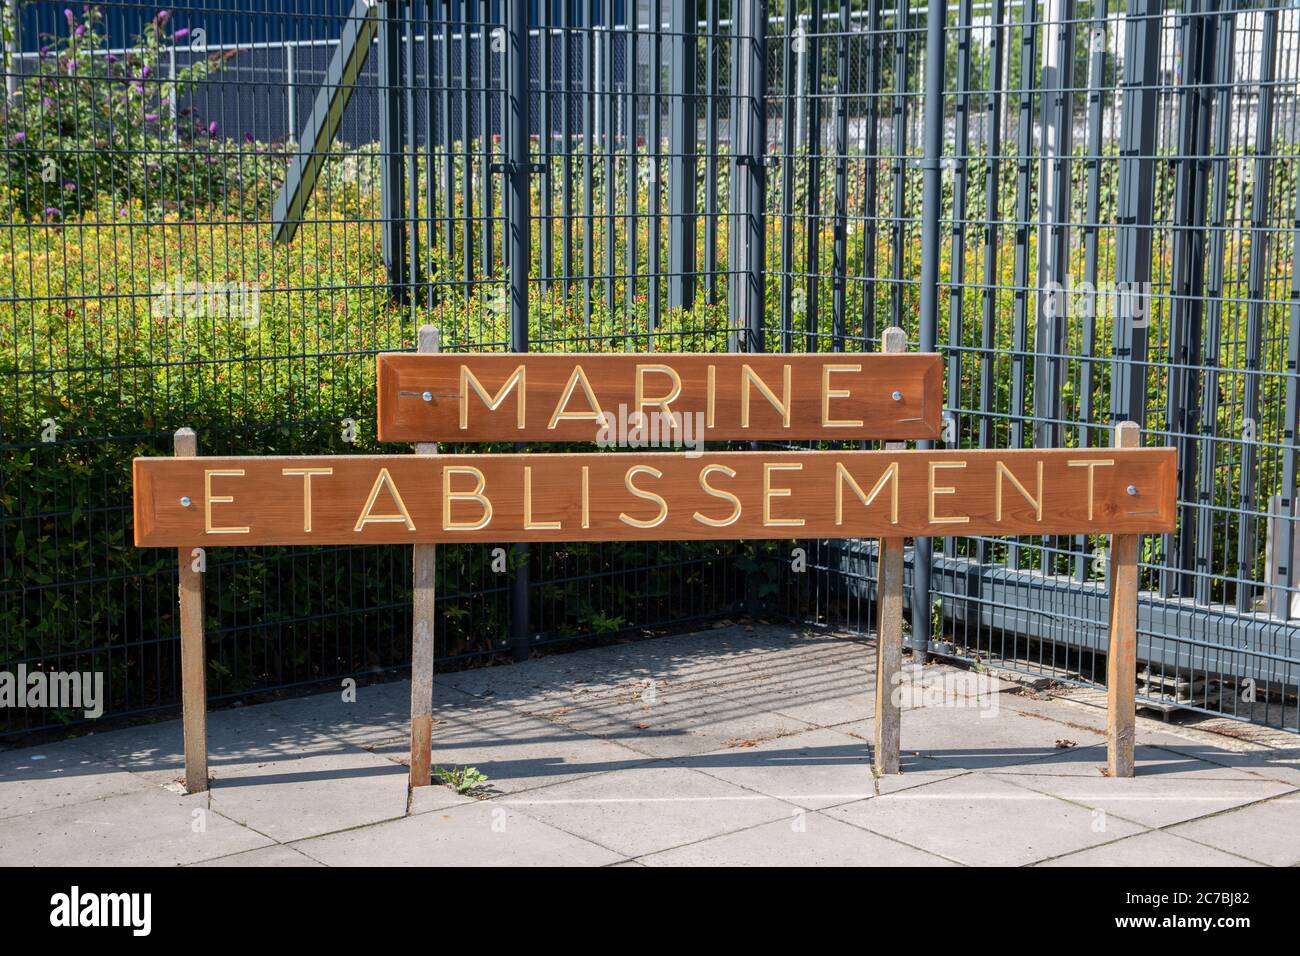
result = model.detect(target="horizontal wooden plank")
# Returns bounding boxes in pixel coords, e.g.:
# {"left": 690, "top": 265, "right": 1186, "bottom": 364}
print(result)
{"left": 134, "top": 448, "right": 1176, "bottom": 547}
{"left": 376, "top": 352, "right": 943, "bottom": 442}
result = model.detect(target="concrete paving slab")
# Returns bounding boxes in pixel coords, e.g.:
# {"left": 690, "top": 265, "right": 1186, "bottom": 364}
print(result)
{"left": 838, "top": 698, "right": 1106, "bottom": 773}
{"left": 994, "top": 769, "right": 1294, "bottom": 829}
{"left": 1036, "top": 829, "right": 1262, "bottom": 867}
{"left": 0, "top": 787, "right": 272, "bottom": 866}
{"left": 826, "top": 773, "right": 1145, "bottom": 866}
{"left": 73, "top": 706, "right": 343, "bottom": 786}
{"left": 989, "top": 743, "right": 1273, "bottom": 780}
{"left": 501, "top": 764, "right": 797, "bottom": 858}
{"left": 208, "top": 747, "right": 410, "bottom": 842}
{"left": 364, "top": 706, "right": 653, "bottom": 795}
{"left": 545, "top": 683, "right": 817, "bottom": 759}
{"left": 674, "top": 727, "right": 961, "bottom": 809}
{"left": 192, "top": 844, "right": 324, "bottom": 867}
{"left": 293, "top": 800, "right": 622, "bottom": 866}
{"left": 0, "top": 739, "right": 154, "bottom": 819}
{"left": 1167, "top": 794, "right": 1300, "bottom": 866}
{"left": 640, "top": 809, "right": 957, "bottom": 866}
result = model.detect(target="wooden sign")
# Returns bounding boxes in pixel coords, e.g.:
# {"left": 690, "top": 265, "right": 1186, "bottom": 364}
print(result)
{"left": 133, "top": 448, "right": 1176, "bottom": 547}
{"left": 375, "top": 352, "right": 943, "bottom": 442}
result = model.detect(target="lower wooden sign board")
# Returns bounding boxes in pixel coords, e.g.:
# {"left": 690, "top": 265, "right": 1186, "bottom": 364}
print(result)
{"left": 133, "top": 448, "right": 1176, "bottom": 547}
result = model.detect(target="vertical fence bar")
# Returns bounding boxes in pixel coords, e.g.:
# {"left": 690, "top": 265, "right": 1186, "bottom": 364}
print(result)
{"left": 461, "top": 1, "right": 475, "bottom": 292}
{"left": 1111, "top": 0, "right": 1160, "bottom": 433}
{"left": 1280, "top": 176, "right": 1300, "bottom": 619}
{"left": 1009, "top": 0, "right": 1035, "bottom": 482}
{"left": 978, "top": 0, "right": 1005, "bottom": 461}
{"left": 669, "top": 0, "right": 697, "bottom": 310}
{"left": 860, "top": 0, "right": 882, "bottom": 345}
{"left": 948, "top": 0, "right": 973, "bottom": 447}
{"left": 562, "top": 0, "right": 574, "bottom": 292}
{"left": 803, "top": 0, "right": 824, "bottom": 350}
{"left": 733, "top": 0, "right": 767, "bottom": 352}
{"left": 480, "top": 0, "right": 494, "bottom": 279}
{"left": 831, "top": 0, "right": 849, "bottom": 351}
{"left": 441, "top": 2, "right": 455, "bottom": 270}
{"left": 508, "top": 0, "right": 531, "bottom": 660}
{"left": 625, "top": 2, "right": 639, "bottom": 324}
{"left": 780, "top": 1, "right": 797, "bottom": 353}
{"left": 404, "top": 1, "right": 421, "bottom": 317}
{"left": 1164, "top": 0, "right": 1215, "bottom": 598}
{"left": 889, "top": 0, "right": 908, "bottom": 329}
{"left": 913, "top": 0, "right": 945, "bottom": 661}
{"left": 603, "top": 0, "right": 616, "bottom": 323}
{"left": 1035, "top": 0, "right": 1072, "bottom": 454}
{"left": 583, "top": 2, "right": 595, "bottom": 329}
{"left": 380, "top": 0, "right": 407, "bottom": 296}
{"left": 704, "top": 0, "right": 720, "bottom": 305}
{"left": 1076, "top": 0, "right": 1108, "bottom": 581}
{"left": 1236, "top": 5, "right": 1278, "bottom": 613}
{"left": 648, "top": 0, "right": 663, "bottom": 333}
{"left": 1194, "top": 8, "right": 1235, "bottom": 606}
{"left": 540, "top": 0, "right": 553, "bottom": 290}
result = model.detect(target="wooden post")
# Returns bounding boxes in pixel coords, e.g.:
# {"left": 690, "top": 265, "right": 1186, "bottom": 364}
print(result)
{"left": 1107, "top": 421, "right": 1140, "bottom": 777}
{"left": 873, "top": 327, "right": 907, "bottom": 775}
{"left": 409, "top": 325, "right": 439, "bottom": 794}
{"left": 174, "top": 428, "right": 208, "bottom": 794}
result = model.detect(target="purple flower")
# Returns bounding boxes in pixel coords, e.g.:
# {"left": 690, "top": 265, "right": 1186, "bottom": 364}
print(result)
{"left": 39, "top": 45, "right": 50, "bottom": 59}
{"left": 144, "top": 112, "right": 159, "bottom": 123}
{"left": 62, "top": 179, "right": 77, "bottom": 191}
{"left": 244, "top": 131, "right": 254, "bottom": 143}
{"left": 173, "top": 27, "right": 189, "bottom": 41}
{"left": 42, "top": 96, "right": 53, "bottom": 109}
{"left": 131, "top": 83, "right": 143, "bottom": 94}
{"left": 141, "top": 65, "right": 151, "bottom": 79}
{"left": 9, "top": 131, "right": 26, "bottom": 145}
{"left": 75, "top": 23, "right": 87, "bottom": 37}
{"left": 65, "top": 59, "right": 77, "bottom": 73}
{"left": 64, "top": 8, "right": 74, "bottom": 23}
{"left": 105, "top": 53, "right": 118, "bottom": 63}
{"left": 208, "top": 121, "right": 218, "bottom": 136}
{"left": 44, "top": 206, "right": 62, "bottom": 219}
{"left": 156, "top": 10, "right": 170, "bottom": 22}
{"left": 117, "top": 207, "right": 128, "bottom": 217}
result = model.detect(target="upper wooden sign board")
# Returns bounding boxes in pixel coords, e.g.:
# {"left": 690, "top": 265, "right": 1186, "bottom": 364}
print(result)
{"left": 133, "top": 448, "right": 1177, "bottom": 547}
{"left": 376, "top": 352, "right": 943, "bottom": 443}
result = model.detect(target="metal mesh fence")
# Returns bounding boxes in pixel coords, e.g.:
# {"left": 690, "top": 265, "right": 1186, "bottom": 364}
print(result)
{"left": 2, "top": 0, "right": 1297, "bottom": 737}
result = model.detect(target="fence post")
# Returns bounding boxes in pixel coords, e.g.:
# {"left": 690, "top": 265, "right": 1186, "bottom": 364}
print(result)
{"left": 913, "top": 0, "right": 946, "bottom": 663}
{"left": 379, "top": 0, "right": 407, "bottom": 298}
{"left": 409, "top": 326, "right": 439, "bottom": 794}
{"left": 1110, "top": 0, "right": 1160, "bottom": 432}
{"left": 507, "top": 0, "right": 532, "bottom": 662}
{"left": 874, "top": 328, "right": 908, "bottom": 776}
{"left": 174, "top": 428, "right": 208, "bottom": 794}
{"left": 668, "top": 0, "right": 697, "bottom": 311}
{"left": 731, "top": 0, "right": 767, "bottom": 353}
{"left": 1107, "top": 421, "right": 1141, "bottom": 777}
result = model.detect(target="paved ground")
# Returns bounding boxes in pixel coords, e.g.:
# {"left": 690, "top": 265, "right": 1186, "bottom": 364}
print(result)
{"left": 2, "top": 624, "right": 1298, "bottom": 866}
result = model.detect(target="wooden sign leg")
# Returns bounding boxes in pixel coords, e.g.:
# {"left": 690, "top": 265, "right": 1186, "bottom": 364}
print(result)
{"left": 409, "top": 326, "right": 440, "bottom": 794}
{"left": 1107, "top": 421, "right": 1140, "bottom": 777}
{"left": 874, "top": 535, "right": 905, "bottom": 775}
{"left": 175, "top": 428, "right": 209, "bottom": 794}
{"left": 873, "top": 327, "right": 908, "bottom": 775}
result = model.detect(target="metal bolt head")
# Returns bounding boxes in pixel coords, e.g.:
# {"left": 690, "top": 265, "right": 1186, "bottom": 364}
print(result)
{"left": 891, "top": 390, "right": 903, "bottom": 402}
{"left": 422, "top": 391, "right": 433, "bottom": 402}
{"left": 1126, "top": 485, "right": 1138, "bottom": 496}
{"left": 180, "top": 496, "right": 192, "bottom": 508}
